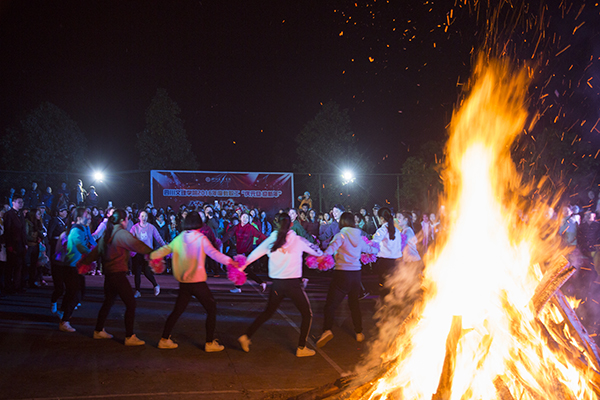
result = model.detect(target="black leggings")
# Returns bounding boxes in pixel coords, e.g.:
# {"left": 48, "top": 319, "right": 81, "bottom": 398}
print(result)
{"left": 323, "top": 270, "right": 363, "bottom": 333}
{"left": 162, "top": 282, "right": 217, "bottom": 342}
{"left": 132, "top": 253, "right": 157, "bottom": 291}
{"left": 375, "top": 257, "right": 400, "bottom": 298}
{"left": 95, "top": 272, "right": 136, "bottom": 337}
{"left": 245, "top": 278, "right": 312, "bottom": 348}
{"left": 50, "top": 262, "right": 66, "bottom": 304}
{"left": 62, "top": 267, "right": 81, "bottom": 322}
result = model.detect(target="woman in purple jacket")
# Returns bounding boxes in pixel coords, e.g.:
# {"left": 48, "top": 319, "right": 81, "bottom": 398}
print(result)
{"left": 130, "top": 210, "right": 166, "bottom": 298}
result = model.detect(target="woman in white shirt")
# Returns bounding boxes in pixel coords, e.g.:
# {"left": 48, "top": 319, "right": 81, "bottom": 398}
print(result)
{"left": 372, "top": 207, "right": 403, "bottom": 298}
{"left": 237, "top": 212, "right": 323, "bottom": 357}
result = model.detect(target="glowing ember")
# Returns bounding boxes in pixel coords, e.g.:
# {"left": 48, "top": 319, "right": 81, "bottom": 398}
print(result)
{"left": 352, "top": 58, "right": 599, "bottom": 400}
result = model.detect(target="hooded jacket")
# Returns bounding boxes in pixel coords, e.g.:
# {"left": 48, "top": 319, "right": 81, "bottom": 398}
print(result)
{"left": 245, "top": 230, "right": 323, "bottom": 279}
{"left": 151, "top": 230, "right": 232, "bottom": 283}
{"left": 325, "top": 227, "right": 379, "bottom": 271}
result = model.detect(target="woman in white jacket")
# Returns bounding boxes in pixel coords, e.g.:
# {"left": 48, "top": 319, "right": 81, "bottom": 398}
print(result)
{"left": 150, "top": 211, "right": 236, "bottom": 352}
{"left": 372, "top": 207, "right": 403, "bottom": 298}
{"left": 316, "top": 212, "right": 378, "bottom": 348}
{"left": 237, "top": 212, "right": 323, "bottom": 357}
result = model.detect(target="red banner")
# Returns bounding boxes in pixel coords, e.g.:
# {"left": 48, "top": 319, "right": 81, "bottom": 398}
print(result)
{"left": 151, "top": 170, "right": 294, "bottom": 214}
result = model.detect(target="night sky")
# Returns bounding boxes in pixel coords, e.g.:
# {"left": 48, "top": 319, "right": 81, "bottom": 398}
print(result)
{"left": 0, "top": 1, "right": 598, "bottom": 178}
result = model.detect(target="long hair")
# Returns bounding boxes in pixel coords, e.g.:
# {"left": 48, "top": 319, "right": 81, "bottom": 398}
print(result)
{"left": 379, "top": 207, "right": 395, "bottom": 240}
{"left": 67, "top": 207, "right": 87, "bottom": 236}
{"left": 102, "top": 208, "right": 127, "bottom": 255}
{"left": 339, "top": 212, "right": 355, "bottom": 229}
{"left": 271, "top": 212, "right": 291, "bottom": 252}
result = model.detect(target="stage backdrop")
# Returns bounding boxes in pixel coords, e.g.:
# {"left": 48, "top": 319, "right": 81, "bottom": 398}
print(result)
{"left": 151, "top": 170, "right": 294, "bottom": 215}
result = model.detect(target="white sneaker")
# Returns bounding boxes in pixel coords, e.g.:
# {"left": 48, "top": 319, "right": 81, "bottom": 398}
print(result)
{"left": 260, "top": 282, "right": 267, "bottom": 292}
{"left": 59, "top": 321, "right": 76, "bottom": 333}
{"left": 154, "top": 285, "right": 160, "bottom": 296}
{"left": 230, "top": 287, "right": 242, "bottom": 293}
{"left": 94, "top": 329, "right": 113, "bottom": 339}
{"left": 317, "top": 330, "right": 333, "bottom": 347}
{"left": 134, "top": 291, "right": 141, "bottom": 298}
{"left": 302, "top": 278, "right": 309, "bottom": 289}
{"left": 125, "top": 334, "right": 145, "bottom": 346}
{"left": 296, "top": 346, "right": 316, "bottom": 357}
{"left": 51, "top": 302, "right": 58, "bottom": 314}
{"left": 205, "top": 339, "right": 224, "bottom": 352}
{"left": 158, "top": 337, "right": 178, "bottom": 349}
{"left": 238, "top": 334, "right": 251, "bottom": 352}
{"left": 356, "top": 332, "right": 365, "bottom": 342}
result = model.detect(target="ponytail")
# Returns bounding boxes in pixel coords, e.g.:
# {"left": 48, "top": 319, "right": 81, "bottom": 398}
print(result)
{"left": 103, "top": 208, "right": 127, "bottom": 255}
{"left": 379, "top": 207, "right": 395, "bottom": 240}
{"left": 271, "top": 212, "right": 291, "bottom": 252}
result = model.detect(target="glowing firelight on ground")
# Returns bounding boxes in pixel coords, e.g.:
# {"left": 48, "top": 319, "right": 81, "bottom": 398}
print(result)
{"left": 353, "top": 58, "right": 597, "bottom": 399}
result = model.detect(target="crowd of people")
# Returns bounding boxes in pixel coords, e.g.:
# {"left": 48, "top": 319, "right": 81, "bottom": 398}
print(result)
{"left": 1, "top": 180, "right": 600, "bottom": 357}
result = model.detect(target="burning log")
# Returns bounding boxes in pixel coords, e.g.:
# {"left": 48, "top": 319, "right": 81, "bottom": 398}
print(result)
{"left": 432, "top": 315, "right": 463, "bottom": 400}
{"left": 529, "top": 256, "right": 575, "bottom": 315}
{"left": 550, "top": 290, "right": 600, "bottom": 372}
{"left": 493, "top": 376, "right": 515, "bottom": 400}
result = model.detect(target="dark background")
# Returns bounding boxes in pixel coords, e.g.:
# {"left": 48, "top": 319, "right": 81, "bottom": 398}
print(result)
{"left": 0, "top": 1, "right": 598, "bottom": 208}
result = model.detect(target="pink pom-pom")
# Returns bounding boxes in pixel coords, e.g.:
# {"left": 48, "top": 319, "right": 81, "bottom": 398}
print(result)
{"left": 233, "top": 254, "right": 247, "bottom": 266}
{"left": 318, "top": 255, "right": 336, "bottom": 271}
{"left": 149, "top": 258, "right": 166, "bottom": 274}
{"left": 306, "top": 256, "right": 319, "bottom": 269}
{"left": 227, "top": 265, "right": 247, "bottom": 285}
{"left": 360, "top": 253, "right": 377, "bottom": 265}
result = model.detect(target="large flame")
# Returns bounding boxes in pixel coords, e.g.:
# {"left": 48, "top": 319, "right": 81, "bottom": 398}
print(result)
{"left": 356, "top": 59, "right": 597, "bottom": 399}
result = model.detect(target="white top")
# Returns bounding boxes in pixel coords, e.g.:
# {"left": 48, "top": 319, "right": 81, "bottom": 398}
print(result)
{"left": 372, "top": 223, "right": 403, "bottom": 259}
{"left": 246, "top": 230, "right": 323, "bottom": 279}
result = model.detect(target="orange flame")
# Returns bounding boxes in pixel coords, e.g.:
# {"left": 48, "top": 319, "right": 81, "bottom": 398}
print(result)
{"left": 355, "top": 58, "right": 596, "bottom": 399}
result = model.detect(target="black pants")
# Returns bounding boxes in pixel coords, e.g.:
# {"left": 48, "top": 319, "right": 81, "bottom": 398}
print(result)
{"left": 245, "top": 278, "right": 312, "bottom": 348}
{"left": 51, "top": 262, "right": 66, "bottom": 303}
{"left": 132, "top": 253, "right": 157, "bottom": 291}
{"left": 162, "top": 282, "right": 217, "bottom": 342}
{"left": 375, "top": 257, "right": 400, "bottom": 298}
{"left": 323, "top": 270, "right": 362, "bottom": 333}
{"left": 6, "top": 250, "right": 25, "bottom": 292}
{"left": 62, "top": 267, "right": 80, "bottom": 322}
{"left": 96, "top": 272, "right": 136, "bottom": 337}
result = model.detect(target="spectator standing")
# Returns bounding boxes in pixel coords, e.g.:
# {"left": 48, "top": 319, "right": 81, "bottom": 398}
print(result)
{"left": 130, "top": 211, "right": 166, "bottom": 297}
{"left": 4, "top": 196, "right": 27, "bottom": 293}
{"left": 42, "top": 186, "right": 54, "bottom": 213}
{"left": 25, "top": 208, "right": 44, "bottom": 288}
{"left": 319, "top": 204, "right": 344, "bottom": 249}
{"left": 86, "top": 186, "right": 99, "bottom": 208}
{"left": 74, "top": 180, "right": 87, "bottom": 206}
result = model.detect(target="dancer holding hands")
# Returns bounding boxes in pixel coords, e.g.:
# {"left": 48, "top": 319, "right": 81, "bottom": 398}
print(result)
{"left": 237, "top": 212, "right": 323, "bottom": 357}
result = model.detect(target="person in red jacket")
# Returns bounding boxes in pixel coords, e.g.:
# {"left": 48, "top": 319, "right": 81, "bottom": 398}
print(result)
{"left": 222, "top": 212, "right": 267, "bottom": 293}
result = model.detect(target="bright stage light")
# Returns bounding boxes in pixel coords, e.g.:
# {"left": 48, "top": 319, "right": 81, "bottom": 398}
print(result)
{"left": 341, "top": 170, "right": 355, "bottom": 184}
{"left": 93, "top": 171, "right": 105, "bottom": 182}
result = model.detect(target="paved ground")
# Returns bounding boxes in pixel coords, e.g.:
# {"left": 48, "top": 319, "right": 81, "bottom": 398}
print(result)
{"left": 0, "top": 270, "right": 382, "bottom": 400}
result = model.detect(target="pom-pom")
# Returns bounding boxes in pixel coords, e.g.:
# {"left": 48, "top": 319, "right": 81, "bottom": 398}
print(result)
{"left": 233, "top": 254, "right": 247, "bottom": 267}
{"left": 227, "top": 264, "right": 247, "bottom": 285}
{"left": 308, "top": 254, "right": 335, "bottom": 271}
{"left": 360, "top": 253, "right": 377, "bottom": 265}
{"left": 306, "top": 256, "right": 319, "bottom": 269}
{"left": 77, "top": 263, "right": 92, "bottom": 275}
{"left": 149, "top": 257, "right": 166, "bottom": 274}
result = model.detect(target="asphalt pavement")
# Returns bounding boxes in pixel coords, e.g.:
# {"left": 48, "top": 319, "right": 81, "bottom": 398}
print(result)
{"left": 0, "top": 270, "right": 382, "bottom": 400}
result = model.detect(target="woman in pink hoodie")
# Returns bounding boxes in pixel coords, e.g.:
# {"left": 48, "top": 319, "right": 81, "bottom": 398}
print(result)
{"left": 150, "top": 211, "right": 236, "bottom": 352}
{"left": 316, "top": 212, "right": 378, "bottom": 348}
